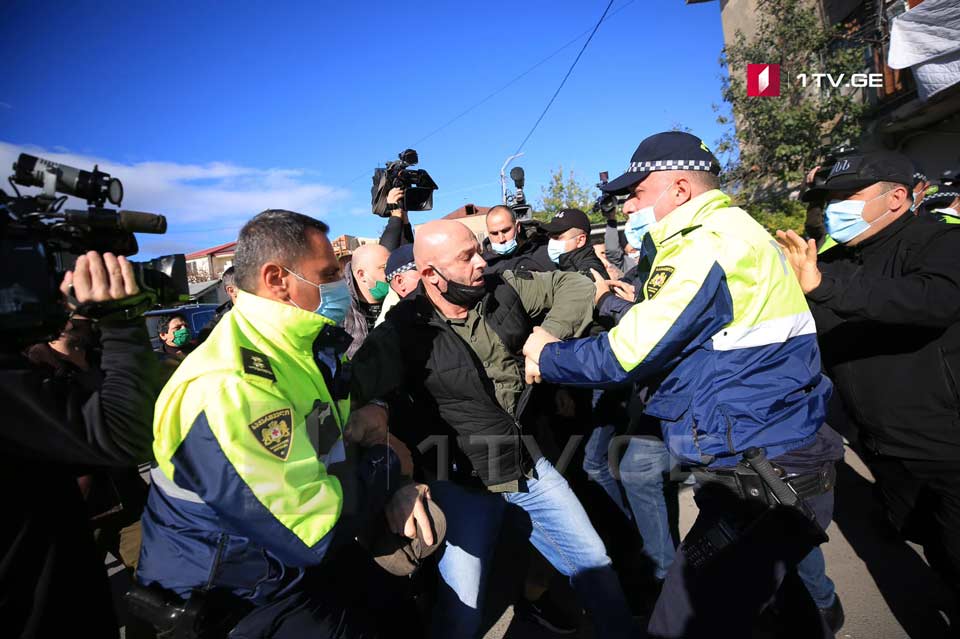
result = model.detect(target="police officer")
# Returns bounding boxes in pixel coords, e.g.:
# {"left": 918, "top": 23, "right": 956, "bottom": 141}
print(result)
{"left": 777, "top": 150, "right": 960, "bottom": 615}
{"left": 136, "top": 210, "right": 437, "bottom": 638}
{"left": 524, "top": 132, "right": 844, "bottom": 637}
{"left": 921, "top": 169, "right": 960, "bottom": 224}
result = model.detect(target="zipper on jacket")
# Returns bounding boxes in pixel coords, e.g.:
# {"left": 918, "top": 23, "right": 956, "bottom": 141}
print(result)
{"left": 723, "top": 410, "right": 736, "bottom": 454}
{"left": 204, "top": 533, "right": 229, "bottom": 591}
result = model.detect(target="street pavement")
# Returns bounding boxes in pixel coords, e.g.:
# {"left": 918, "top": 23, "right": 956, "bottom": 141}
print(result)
{"left": 483, "top": 446, "right": 955, "bottom": 638}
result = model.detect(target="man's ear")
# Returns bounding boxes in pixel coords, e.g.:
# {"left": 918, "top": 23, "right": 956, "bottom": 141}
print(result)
{"left": 674, "top": 177, "right": 694, "bottom": 206}
{"left": 576, "top": 233, "right": 588, "bottom": 249}
{"left": 420, "top": 264, "right": 438, "bottom": 286}
{"left": 261, "top": 262, "right": 290, "bottom": 300}
{"left": 888, "top": 185, "right": 910, "bottom": 210}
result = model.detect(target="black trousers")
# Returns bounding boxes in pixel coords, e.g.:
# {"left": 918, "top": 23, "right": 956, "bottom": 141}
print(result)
{"left": 648, "top": 483, "right": 835, "bottom": 639}
{"left": 866, "top": 453, "right": 960, "bottom": 602}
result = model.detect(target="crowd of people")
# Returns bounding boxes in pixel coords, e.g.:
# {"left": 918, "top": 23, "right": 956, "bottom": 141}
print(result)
{"left": 4, "top": 130, "right": 960, "bottom": 639}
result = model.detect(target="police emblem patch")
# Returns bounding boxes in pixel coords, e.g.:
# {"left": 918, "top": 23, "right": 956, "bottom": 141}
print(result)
{"left": 249, "top": 408, "right": 293, "bottom": 459}
{"left": 646, "top": 266, "right": 675, "bottom": 299}
{"left": 241, "top": 348, "right": 276, "bottom": 381}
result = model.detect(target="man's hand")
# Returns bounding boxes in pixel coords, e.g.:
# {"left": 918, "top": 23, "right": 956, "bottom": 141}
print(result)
{"left": 775, "top": 229, "right": 822, "bottom": 294}
{"left": 344, "top": 403, "right": 389, "bottom": 447}
{"left": 524, "top": 356, "right": 542, "bottom": 385}
{"left": 591, "top": 268, "right": 635, "bottom": 303}
{"left": 387, "top": 187, "right": 407, "bottom": 220}
{"left": 387, "top": 433, "right": 414, "bottom": 477}
{"left": 610, "top": 280, "right": 636, "bottom": 302}
{"left": 521, "top": 327, "right": 559, "bottom": 383}
{"left": 60, "top": 252, "right": 140, "bottom": 311}
{"left": 805, "top": 166, "right": 820, "bottom": 187}
{"left": 591, "top": 268, "right": 612, "bottom": 304}
{"left": 386, "top": 482, "right": 435, "bottom": 546}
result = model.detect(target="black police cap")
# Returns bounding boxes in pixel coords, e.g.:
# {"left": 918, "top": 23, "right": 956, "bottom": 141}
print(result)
{"left": 803, "top": 150, "right": 915, "bottom": 201}
{"left": 601, "top": 131, "right": 721, "bottom": 196}
{"left": 542, "top": 208, "right": 591, "bottom": 235}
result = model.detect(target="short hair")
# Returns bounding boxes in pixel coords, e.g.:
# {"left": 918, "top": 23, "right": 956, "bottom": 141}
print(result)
{"left": 221, "top": 265, "right": 236, "bottom": 289}
{"left": 233, "top": 209, "right": 330, "bottom": 292}
{"left": 680, "top": 170, "right": 720, "bottom": 191}
{"left": 486, "top": 205, "right": 517, "bottom": 224}
{"left": 877, "top": 181, "right": 911, "bottom": 196}
{"left": 158, "top": 313, "right": 186, "bottom": 336}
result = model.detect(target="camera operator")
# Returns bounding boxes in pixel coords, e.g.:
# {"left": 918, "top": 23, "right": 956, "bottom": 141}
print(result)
{"left": 379, "top": 187, "right": 414, "bottom": 250}
{"left": 1, "top": 251, "right": 163, "bottom": 638}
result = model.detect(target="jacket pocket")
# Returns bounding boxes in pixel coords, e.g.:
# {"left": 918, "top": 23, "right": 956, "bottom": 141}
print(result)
{"left": 643, "top": 392, "right": 693, "bottom": 422}
{"left": 940, "top": 346, "right": 960, "bottom": 412}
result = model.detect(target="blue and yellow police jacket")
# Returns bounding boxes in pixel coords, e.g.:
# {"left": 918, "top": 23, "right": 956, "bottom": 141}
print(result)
{"left": 137, "top": 290, "right": 350, "bottom": 602}
{"left": 539, "top": 189, "right": 832, "bottom": 467}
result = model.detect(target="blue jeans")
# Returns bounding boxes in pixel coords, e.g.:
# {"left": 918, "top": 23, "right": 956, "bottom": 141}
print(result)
{"left": 796, "top": 547, "right": 836, "bottom": 609}
{"left": 583, "top": 424, "right": 632, "bottom": 518}
{"left": 620, "top": 436, "right": 677, "bottom": 580}
{"left": 429, "top": 456, "right": 635, "bottom": 639}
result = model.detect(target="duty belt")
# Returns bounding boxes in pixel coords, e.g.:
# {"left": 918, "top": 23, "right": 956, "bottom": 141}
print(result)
{"left": 693, "top": 461, "right": 836, "bottom": 506}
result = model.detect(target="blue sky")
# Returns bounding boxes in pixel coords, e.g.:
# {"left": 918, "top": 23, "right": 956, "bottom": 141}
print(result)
{"left": 0, "top": 0, "right": 727, "bottom": 258}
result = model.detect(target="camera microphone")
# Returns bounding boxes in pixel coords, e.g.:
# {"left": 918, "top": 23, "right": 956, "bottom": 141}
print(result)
{"left": 119, "top": 210, "right": 167, "bottom": 234}
{"left": 13, "top": 154, "right": 124, "bottom": 207}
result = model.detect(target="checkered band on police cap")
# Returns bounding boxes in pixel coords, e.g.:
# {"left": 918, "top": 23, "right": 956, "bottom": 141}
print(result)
{"left": 386, "top": 261, "right": 415, "bottom": 282}
{"left": 627, "top": 159, "right": 717, "bottom": 174}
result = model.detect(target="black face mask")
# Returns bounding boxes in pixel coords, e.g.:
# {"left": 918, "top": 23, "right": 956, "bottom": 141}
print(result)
{"left": 432, "top": 266, "right": 486, "bottom": 308}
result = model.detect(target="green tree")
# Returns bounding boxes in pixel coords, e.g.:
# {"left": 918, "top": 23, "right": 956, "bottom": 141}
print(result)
{"left": 714, "top": 0, "right": 868, "bottom": 232}
{"left": 535, "top": 166, "right": 601, "bottom": 223}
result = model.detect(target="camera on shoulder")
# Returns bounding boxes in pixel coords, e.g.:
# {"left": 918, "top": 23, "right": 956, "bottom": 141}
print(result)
{"left": 1, "top": 154, "right": 189, "bottom": 348}
{"left": 370, "top": 149, "right": 438, "bottom": 217}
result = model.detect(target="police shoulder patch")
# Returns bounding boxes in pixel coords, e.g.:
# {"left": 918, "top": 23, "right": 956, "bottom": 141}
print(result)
{"left": 241, "top": 348, "right": 275, "bottom": 381}
{"left": 249, "top": 408, "right": 293, "bottom": 459}
{"left": 645, "top": 266, "right": 675, "bottom": 299}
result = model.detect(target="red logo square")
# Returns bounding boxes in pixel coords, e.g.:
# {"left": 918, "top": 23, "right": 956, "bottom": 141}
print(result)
{"left": 747, "top": 64, "right": 780, "bottom": 97}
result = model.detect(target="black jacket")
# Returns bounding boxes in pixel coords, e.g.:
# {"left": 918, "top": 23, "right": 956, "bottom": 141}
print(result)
{"left": 0, "top": 318, "right": 162, "bottom": 638}
{"left": 342, "top": 264, "right": 381, "bottom": 358}
{"left": 483, "top": 235, "right": 556, "bottom": 275}
{"left": 351, "top": 277, "right": 538, "bottom": 489}
{"left": 379, "top": 216, "right": 414, "bottom": 251}
{"left": 558, "top": 244, "right": 610, "bottom": 281}
{"left": 809, "top": 213, "right": 960, "bottom": 461}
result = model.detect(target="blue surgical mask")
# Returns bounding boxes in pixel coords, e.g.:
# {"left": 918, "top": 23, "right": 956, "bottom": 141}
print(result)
{"left": 624, "top": 206, "right": 658, "bottom": 249}
{"left": 547, "top": 238, "right": 568, "bottom": 264}
{"left": 285, "top": 268, "right": 352, "bottom": 326}
{"left": 824, "top": 190, "right": 893, "bottom": 244}
{"left": 490, "top": 237, "right": 517, "bottom": 255}
{"left": 624, "top": 183, "right": 671, "bottom": 248}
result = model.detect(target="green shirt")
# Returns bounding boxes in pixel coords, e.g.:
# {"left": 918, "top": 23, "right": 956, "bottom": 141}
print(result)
{"left": 443, "top": 269, "right": 596, "bottom": 414}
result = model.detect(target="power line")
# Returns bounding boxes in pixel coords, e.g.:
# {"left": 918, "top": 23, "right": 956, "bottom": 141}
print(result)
{"left": 340, "top": 0, "right": 634, "bottom": 187}
{"left": 512, "top": 0, "right": 616, "bottom": 156}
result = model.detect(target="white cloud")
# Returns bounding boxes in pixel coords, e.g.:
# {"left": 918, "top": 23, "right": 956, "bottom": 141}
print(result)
{"left": 0, "top": 141, "right": 350, "bottom": 255}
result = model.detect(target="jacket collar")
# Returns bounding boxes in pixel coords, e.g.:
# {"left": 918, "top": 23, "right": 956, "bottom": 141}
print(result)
{"left": 558, "top": 244, "right": 598, "bottom": 271}
{"left": 234, "top": 289, "right": 334, "bottom": 353}
{"left": 649, "top": 189, "right": 731, "bottom": 247}
{"left": 854, "top": 210, "right": 914, "bottom": 252}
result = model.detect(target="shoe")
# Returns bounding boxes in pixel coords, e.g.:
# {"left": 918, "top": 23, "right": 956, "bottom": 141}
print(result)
{"left": 514, "top": 593, "right": 579, "bottom": 635}
{"left": 819, "top": 595, "right": 845, "bottom": 635}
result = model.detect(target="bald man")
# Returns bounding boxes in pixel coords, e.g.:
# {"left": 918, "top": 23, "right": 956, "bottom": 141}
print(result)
{"left": 351, "top": 220, "right": 635, "bottom": 638}
{"left": 343, "top": 243, "right": 390, "bottom": 357}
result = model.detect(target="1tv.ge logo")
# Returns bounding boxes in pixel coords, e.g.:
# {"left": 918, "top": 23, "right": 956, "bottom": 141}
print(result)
{"left": 747, "top": 63, "right": 884, "bottom": 97}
